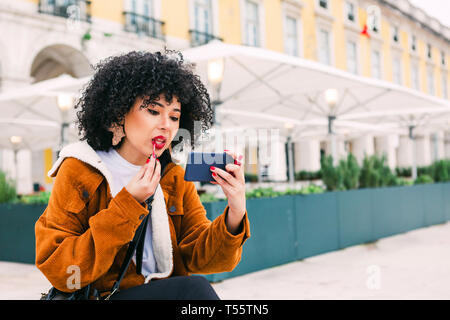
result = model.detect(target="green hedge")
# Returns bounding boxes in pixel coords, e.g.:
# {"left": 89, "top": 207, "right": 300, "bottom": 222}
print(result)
{"left": 0, "top": 170, "right": 17, "bottom": 204}
{"left": 319, "top": 155, "right": 450, "bottom": 192}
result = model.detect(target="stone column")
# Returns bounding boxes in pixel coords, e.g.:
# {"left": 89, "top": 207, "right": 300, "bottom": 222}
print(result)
{"left": 431, "top": 131, "right": 445, "bottom": 162}
{"left": 294, "top": 139, "right": 321, "bottom": 172}
{"left": 445, "top": 132, "right": 450, "bottom": 159}
{"left": 324, "top": 137, "right": 347, "bottom": 162}
{"left": 263, "top": 135, "right": 288, "bottom": 182}
{"left": 416, "top": 132, "right": 431, "bottom": 167}
{"left": 352, "top": 135, "right": 375, "bottom": 165}
{"left": 397, "top": 135, "right": 413, "bottom": 168}
{"left": 17, "top": 149, "right": 33, "bottom": 195}
{"left": 375, "top": 134, "right": 399, "bottom": 170}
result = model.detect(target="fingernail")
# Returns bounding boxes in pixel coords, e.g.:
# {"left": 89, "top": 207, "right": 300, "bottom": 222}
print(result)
{"left": 212, "top": 172, "right": 217, "bottom": 177}
{"left": 224, "top": 149, "right": 229, "bottom": 151}
{"left": 157, "top": 159, "right": 160, "bottom": 162}
{"left": 210, "top": 166, "right": 215, "bottom": 171}
{"left": 146, "top": 158, "right": 150, "bottom": 164}
{"left": 238, "top": 155, "right": 243, "bottom": 160}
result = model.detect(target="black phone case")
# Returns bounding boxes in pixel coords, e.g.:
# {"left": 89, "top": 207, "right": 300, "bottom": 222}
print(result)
{"left": 184, "top": 152, "right": 235, "bottom": 182}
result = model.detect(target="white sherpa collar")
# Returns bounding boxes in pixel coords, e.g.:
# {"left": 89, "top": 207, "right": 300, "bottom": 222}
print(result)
{"left": 48, "top": 140, "right": 173, "bottom": 281}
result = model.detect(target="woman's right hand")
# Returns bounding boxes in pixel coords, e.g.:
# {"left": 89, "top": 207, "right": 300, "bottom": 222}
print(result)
{"left": 125, "top": 154, "right": 161, "bottom": 204}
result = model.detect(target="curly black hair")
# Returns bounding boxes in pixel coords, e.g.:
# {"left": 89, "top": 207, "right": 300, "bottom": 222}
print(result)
{"left": 74, "top": 49, "right": 213, "bottom": 152}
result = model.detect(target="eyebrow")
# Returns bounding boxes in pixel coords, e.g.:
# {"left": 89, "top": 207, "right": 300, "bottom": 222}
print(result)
{"left": 149, "top": 101, "right": 181, "bottom": 113}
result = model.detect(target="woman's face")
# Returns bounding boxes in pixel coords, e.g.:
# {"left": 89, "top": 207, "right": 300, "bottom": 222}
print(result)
{"left": 117, "top": 93, "right": 181, "bottom": 166}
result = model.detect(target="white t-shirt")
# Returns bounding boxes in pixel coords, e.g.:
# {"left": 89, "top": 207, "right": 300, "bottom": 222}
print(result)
{"left": 96, "top": 148, "right": 157, "bottom": 276}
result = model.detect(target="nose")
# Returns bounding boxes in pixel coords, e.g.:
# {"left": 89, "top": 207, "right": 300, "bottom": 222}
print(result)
{"left": 158, "top": 114, "right": 171, "bottom": 130}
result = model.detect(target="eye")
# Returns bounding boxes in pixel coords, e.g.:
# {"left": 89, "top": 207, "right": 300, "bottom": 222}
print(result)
{"left": 148, "top": 109, "right": 179, "bottom": 122}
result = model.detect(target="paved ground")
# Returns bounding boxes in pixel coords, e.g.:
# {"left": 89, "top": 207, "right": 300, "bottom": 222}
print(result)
{"left": 1, "top": 221, "right": 450, "bottom": 300}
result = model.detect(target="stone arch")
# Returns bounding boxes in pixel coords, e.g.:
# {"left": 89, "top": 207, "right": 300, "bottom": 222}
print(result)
{"left": 30, "top": 44, "right": 92, "bottom": 83}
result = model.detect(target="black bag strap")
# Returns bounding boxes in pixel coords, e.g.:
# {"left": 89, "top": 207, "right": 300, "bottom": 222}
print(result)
{"left": 135, "top": 217, "right": 147, "bottom": 275}
{"left": 104, "top": 194, "right": 154, "bottom": 300}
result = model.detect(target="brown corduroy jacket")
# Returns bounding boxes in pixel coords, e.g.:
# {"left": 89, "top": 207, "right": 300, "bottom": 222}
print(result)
{"left": 35, "top": 141, "right": 250, "bottom": 298}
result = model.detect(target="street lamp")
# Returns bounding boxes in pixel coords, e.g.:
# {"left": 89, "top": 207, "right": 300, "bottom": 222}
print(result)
{"left": 207, "top": 58, "right": 224, "bottom": 126}
{"left": 57, "top": 94, "right": 74, "bottom": 157}
{"left": 10, "top": 135, "right": 22, "bottom": 194}
{"left": 408, "top": 121, "right": 418, "bottom": 181}
{"left": 57, "top": 94, "right": 73, "bottom": 112}
{"left": 285, "top": 122, "right": 295, "bottom": 185}
{"left": 324, "top": 88, "right": 339, "bottom": 166}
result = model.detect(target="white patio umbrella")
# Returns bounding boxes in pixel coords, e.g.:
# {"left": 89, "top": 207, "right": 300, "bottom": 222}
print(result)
{"left": 182, "top": 41, "right": 450, "bottom": 180}
{"left": 0, "top": 74, "right": 90, "bottom": 151}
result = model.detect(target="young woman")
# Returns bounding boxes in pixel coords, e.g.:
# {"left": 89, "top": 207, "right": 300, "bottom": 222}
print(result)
{"left": 35, "top": 50, "right": 250, "bottom": 300}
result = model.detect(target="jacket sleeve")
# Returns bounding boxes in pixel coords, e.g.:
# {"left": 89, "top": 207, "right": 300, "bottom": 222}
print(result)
{"left": 178, "top": 181, "right": 250, "bottom": 274}
{"left": 35, "top": 160, "right": 149, "bottom": 292}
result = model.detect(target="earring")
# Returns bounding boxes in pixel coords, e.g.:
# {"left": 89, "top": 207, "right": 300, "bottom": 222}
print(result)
{"left": 108, "top": 123, "right": 125, "bottom": 146}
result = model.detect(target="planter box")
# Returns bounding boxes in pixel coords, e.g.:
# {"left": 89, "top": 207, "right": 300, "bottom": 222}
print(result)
{"left": 203, "top": 196, "right": 297, "bottom": 282}
{"left": 295, "top": 192, "right": 340, "bottom": 260}
{"left": 371, "top": 186, "right": 411, "bottom": 239}
{"left": 0, "top": 203, "right": 46, "bottom": 264}
{"left": 444, "top": 183, "right": 450, "bottom": 221}
{"left": 1, "top": 182, "right": 450, "bottom": 283}
{"left": 338, "top": 188, "right": 374, "bottom": 248}
{"left": 421, "top": 183, "right": 446, "bottom": 226}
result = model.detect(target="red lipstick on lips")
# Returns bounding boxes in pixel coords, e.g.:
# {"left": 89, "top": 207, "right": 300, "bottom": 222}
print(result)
{"left": 152, "top": 135, "right": 166, "bottom": 150}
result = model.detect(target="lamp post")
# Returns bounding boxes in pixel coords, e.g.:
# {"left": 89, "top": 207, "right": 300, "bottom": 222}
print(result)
{"left": 324, "top": 88, "right": 339, "bottom": 166}
{"left": 57, "top": 94, "right": 73, "bottom": 158}
{"left": 285, "top": 122, "right": 295, "bottom": 185}
{"left": 207, "top": 58, "right": 224, "bottom": 127}
{"left": 409, "top": 125, "right": 417, "bottom": 180}
{"left": 10, "top": 135, "right": 22, "bottom": 194}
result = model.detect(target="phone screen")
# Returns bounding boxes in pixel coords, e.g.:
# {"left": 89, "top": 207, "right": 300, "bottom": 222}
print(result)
{"left": 184, "top": 152, "right": 234, "bottom": 182}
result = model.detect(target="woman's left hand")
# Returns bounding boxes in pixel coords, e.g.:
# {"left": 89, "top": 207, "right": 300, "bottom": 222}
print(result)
{"left": 210, "top": 150, "right": 246, "bottom": 234}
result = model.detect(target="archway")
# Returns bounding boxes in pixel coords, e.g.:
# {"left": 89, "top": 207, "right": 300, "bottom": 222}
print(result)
{"left": 30, "top": 44, "right": 92, "bottom": 83}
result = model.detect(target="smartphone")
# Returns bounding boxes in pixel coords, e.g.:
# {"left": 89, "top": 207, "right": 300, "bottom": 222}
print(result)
{"left": 184, "top": 152, "right": 235, "bottom": 182}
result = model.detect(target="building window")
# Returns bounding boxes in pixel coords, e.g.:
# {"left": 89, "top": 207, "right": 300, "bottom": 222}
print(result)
{"left": 285, "top": 16, "right": 299, "bottom": 56}
{"left": 411, "top": 64, "right": 420, "bottom": 90}
{"left": 346, "top": 2, "right": 355, "bottom": 22}
{"left": 427, "top": 68, "right": 435, "bottom": 95}
{"left": 346, "top": 41, "right": 358, "bottom": 74}
{"left": 392, "top": 25, "right": 399, "bottom": 43}
{"left": 442, "top": 73, "right": 448, "bottom": 99}
{"left": 189, "top": 0, "right": 220, "bottom": 46}
{"left": 38, "top": 0, "right": 92, "bottom": 22}
{"left": 411, "top": 35, "right": 417, "bottom": 52}
{"left": 318, "top": 29, "right": 331, "bottom": 65}
{"left": 319, "top": 0, "right": 328, "bottom": 9}
{"left": 427, "top": 43, "right": 432, "bottom": 59}
{"left": 124, "top": 0, "right": 165, "bottom": 40}
{"left": 244, "top": 0, "right": 260, "bottom": 47}
{"left": 367, "top": 5, "right": 380, "bottom": 33}
{"left": 441, "top": 51, "right": 446, "bottom": 66}
{"left": 393, "top": 57, "right": 402, "bottom": 85}
{"left": 371, "top": 49, "right": 381, "bottom": 79}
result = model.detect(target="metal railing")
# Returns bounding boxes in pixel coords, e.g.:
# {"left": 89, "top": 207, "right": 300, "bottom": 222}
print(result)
{"left": 123, "top": 12, "right": 165, "bottom": 40}
{"left": 189, "top": 29, "right": 222, "bottom": 47}
{"left": 38, "top": 0, "right": 91, "bottom": 23}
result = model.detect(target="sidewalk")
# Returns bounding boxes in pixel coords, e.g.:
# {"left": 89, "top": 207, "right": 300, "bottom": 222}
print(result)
{"left": 1, "top": 221, "right": 450, "bottom": 300}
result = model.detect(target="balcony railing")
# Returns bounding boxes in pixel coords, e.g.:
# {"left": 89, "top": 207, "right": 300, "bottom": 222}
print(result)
{"left": 189, "top": 29, "right": 222, "bottom": 47}
{"left": 38, "top": 0, "right": 91, "bottom": 23}
{"left": 123, "top": 12, "right": 165, "bottom": 40}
